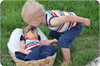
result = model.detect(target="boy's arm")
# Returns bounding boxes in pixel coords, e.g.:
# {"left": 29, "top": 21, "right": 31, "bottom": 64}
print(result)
{"left": 20, "top": 40, "right": 32, "bottom": 55}
{"left": 40, "top": 39, "right": 58, "bottom": 45}
{"left": 50, "top": 15, "right": 90, "bottom": 26}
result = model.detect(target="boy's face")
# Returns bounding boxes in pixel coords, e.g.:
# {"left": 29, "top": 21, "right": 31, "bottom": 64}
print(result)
{"left": 24, "top": 16, "right": 42, "bottom": 27}
{"left": 25, "top": 29, "right": 38, "bottom": 40}
{"left": 29, "top": 20, "right": 41, "bottom": 27}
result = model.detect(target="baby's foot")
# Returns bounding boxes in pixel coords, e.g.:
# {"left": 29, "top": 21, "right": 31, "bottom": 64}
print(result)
{"left": 84, "top": 19, "right": 90, "bottom": 26}
{"left": 46, "top": 56, "right": 50, "bottom": 59}
{"left": 40, "top": 57, "right": 50, "bottom": 66}
{"left": 45, "top": 56, "right": 50, "bottom": 63}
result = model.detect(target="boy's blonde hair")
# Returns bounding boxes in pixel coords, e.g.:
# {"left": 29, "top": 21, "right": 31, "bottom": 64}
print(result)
{"left": 22, "top": 0, "right": 45, "bottom": 23}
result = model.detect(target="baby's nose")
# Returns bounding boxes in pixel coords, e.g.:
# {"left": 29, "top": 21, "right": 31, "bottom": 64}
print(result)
{"left": 35, "top": 34, "right": 38, "bottom": 38}
{"left": 34, "top": 33, "right": 38, "bottom": 36}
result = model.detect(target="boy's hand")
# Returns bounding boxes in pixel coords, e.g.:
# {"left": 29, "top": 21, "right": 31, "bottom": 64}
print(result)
{"left": 84, "top": 19, "right": 90, "bottom": 26}
{"left": 53, "top": 39, "right": 58, "bottom": 43}
{"left": 26, "top": 50, "right": 32, "bottom": 54}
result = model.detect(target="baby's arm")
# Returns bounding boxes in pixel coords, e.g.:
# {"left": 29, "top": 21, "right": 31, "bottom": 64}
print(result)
{"left": 50, "top": 15, "right": 90, "bottom": 26}
{"left": 20, "top": 40, "right": 32, "bottom": 55}
{"left": 39, "top": 39, "right": 58, "bottom": 45}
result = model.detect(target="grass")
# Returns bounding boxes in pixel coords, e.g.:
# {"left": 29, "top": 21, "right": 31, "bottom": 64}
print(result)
{"left": 1, "top": 0, "right": 99, "bottom": 66}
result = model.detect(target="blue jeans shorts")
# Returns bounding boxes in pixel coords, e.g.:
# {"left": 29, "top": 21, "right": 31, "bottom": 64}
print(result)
{"left": 49, "top": 23, "right": 83, "bottom": 48}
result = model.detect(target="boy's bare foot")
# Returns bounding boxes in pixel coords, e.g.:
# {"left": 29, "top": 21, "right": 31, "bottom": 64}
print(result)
{"left": 84, "top": 19, "right": 90, "bottom": 26}
{"left": 61, "top": 61, "right": 72, "bottom": 66}
{"left": 61, "top": 62, "right": 68, "bottom": 66}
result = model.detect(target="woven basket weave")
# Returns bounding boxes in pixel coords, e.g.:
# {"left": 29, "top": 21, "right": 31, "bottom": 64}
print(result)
{"left": 9, "top": 50, "right": 57, "bottom": 66}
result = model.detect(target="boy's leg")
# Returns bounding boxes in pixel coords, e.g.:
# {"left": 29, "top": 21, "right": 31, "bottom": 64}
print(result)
{"left": 58, "top": 23, "right": 83, "bottom": 65}
{"left": 61, "top": 48, "right": 70, "bottom": 64}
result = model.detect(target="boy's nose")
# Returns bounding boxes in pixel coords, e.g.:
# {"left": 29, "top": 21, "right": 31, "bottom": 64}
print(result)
{"left": 29, "top": 24, "right": 32, "bottom": 27}
{"left": 29, "top": 24, "right": 34, "bottom": 27}
{"left": 29, "top": 25, "right": 31, "bottom": 27}
{"left": 29, "top": 24, "right": 37, "bottom": 27}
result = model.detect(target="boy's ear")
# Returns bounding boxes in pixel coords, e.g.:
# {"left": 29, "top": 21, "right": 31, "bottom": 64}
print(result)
{"left": 37, "top": 18, "right": 42, "bottom": 22}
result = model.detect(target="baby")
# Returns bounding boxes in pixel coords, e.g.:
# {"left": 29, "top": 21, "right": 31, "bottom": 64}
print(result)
{"left": 17, "top": 26, "right": 58, "bottom": 66}
{"left": 14, "top": 26, "right": 57, "bottom": 66}
{"left": 20, "top": 26, "right": 58, "bottom": 55}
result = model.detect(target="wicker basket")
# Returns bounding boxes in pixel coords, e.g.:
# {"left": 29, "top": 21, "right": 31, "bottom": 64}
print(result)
{"left": 9, "top": 50, "right": 57, "bottom": 66}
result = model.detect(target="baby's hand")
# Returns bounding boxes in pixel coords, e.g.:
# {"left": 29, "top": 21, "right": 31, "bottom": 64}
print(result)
{"left": 46, "top": 56, "right": 50, "bottom": 63}
{"left": 53, "top": 39, "right": 58, "bottom": 43}
{"left": 84, "top": 19, "right": 90, "bottom": 26}
{"left": 27, "top": 50, "right": 32, "bottom": 54}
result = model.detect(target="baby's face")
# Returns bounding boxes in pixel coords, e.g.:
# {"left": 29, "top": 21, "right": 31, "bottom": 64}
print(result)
{"left": 26, "top": 29, "right": 38, "bottom": 40}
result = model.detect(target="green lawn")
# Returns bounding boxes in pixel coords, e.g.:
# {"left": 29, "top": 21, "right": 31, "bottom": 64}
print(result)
{"left": 1, "top": 0, "right": 99, "bottom": 66}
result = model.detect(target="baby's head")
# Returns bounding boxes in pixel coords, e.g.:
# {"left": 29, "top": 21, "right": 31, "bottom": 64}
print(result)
{"left": 22, "top": 0, "right": 45, "bottom": 27}
{"left": 23, "top": 26, "right": 38, "bottom": 40}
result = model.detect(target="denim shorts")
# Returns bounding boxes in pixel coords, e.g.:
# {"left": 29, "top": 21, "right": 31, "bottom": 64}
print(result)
{"left": 49, "top": 23, "right": 83, "bottom": 48}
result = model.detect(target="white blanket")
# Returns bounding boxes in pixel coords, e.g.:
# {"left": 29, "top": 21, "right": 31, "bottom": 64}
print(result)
{"left": 7, "top": 28, "right": 48, "bottom": 56}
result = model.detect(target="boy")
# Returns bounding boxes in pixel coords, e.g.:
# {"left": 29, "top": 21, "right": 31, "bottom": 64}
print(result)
{"left": 21, "top": 1, "right": 90, "bottom": 65}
